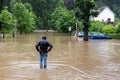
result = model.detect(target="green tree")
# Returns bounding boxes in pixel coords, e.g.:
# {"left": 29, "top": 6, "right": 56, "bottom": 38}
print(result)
{"left": 0, "top": 7, "right": 16, "bottom": 38}
{"left": 14, "top": 2, "right": 36, "bottom": 34}
{"left": 20, "top": 0, "right": 60, "bottom": 30}
{"left": 102, "top": 25, "right": 116, "bottom": 35}
{"left": 64, "top": 0, "right": 74, "bottom": 10}
{"left": 115, "top": 23, "right": 120, "bottom": 33}
{"left": 0, "top": 0, "right": 4, "bottom": 12}
{"left": 51, "top": 6, "right": 76, "bottom": 33}
{"left": 74, "top": 0, "right": 95, "bottom": 41}
{"left": 89, "top": 21, "right": 104, "bottom": 32}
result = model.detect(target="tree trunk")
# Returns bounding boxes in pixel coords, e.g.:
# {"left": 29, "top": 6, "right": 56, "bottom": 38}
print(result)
{"left": 3, "top": 34, "right": 5, "bottom": 38}
{"left": 20, "top": 31, "right": 23, "bottom": 34}
{"left": 13, "top": 33, "right": 15, "bottom": 38}
{"left": 83, "top": 23, "right": 89, "bottom": 41}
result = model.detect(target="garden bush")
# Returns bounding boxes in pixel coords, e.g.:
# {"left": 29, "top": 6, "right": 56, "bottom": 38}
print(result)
{"left": 102, "top": 25, "right": 117, "bottom": 35}
{"left": 115, "top": 23, "right": 120, "bottom": 33}
{"left": 89, "top": 21, "right": 104, "bottom": 32}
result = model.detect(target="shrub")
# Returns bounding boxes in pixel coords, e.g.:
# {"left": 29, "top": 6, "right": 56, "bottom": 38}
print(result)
{"left": 115, "top": 23, "right": 120, "bottom": 33}
{"left": 102, "top": 25, "right": 117, "bottom": 35}
{"left": 89, "top": 21, "right": 104, "bottom": 32}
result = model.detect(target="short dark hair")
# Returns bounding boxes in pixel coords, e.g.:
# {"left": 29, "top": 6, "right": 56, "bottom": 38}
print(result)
{"left": 42, "top": 36, "right": 47, "bottom": 39}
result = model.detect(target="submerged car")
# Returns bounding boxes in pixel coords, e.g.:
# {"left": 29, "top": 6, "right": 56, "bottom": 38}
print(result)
{"left": 78, "top": 32, "right": 84, "bottom": 37}
{"left": 74, "top": 31, "right": 90, "bottom": 37}
{"left": 89, "top": 32, "right": 111, "bottom": 39}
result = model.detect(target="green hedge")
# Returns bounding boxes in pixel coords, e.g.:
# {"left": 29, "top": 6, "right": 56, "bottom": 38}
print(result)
{"left": 102, "top": 25, "right": 117, "bottom": 35}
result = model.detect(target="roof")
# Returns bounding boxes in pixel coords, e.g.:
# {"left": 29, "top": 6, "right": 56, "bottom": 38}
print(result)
{"left": 98, "top": 6, "right": 115, "bottom": 14}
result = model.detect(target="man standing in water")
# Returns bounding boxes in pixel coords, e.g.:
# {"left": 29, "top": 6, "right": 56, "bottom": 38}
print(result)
{"left": 35, "top": 36, "right": 53, "bottom": 69}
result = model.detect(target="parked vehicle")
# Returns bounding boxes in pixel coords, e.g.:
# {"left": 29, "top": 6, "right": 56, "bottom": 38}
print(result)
{"left": 0, "top": 34, "right": 3, "bottom": 38}
{"left": 74, "top": 31, "right": 90, "bottom": 37}
{"left": 78, "top": 32, "right": 84, "bottom": 37}
{"left": 89, "top": 32, "right": 111, "bottom": 39}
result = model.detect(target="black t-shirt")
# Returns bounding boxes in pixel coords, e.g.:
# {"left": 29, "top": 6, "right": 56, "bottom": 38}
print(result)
{"left": 36, "top": 39, "right": 53, "bottom": 53}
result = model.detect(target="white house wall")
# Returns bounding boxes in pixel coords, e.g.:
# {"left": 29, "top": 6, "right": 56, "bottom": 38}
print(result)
{"left": 93, "top": 7, "right": 115, "bottom": 22}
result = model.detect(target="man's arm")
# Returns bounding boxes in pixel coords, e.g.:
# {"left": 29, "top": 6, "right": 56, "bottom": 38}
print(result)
{"left": 47, "top": 43, "right": 53, "bottom": 52}
{"left": 35, "top": 42, "right": 40, "bottom": 52}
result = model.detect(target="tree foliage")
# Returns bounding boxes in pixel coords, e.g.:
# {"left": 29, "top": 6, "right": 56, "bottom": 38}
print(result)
{"left": 51, "top": 6, "right": 76, "bottom": 33}
{"left": 75, "top": 0, "right": 95, "bottom": 22}
{"left": 64, "top": 0, "right": 74, "bottom": 10}
{"left": 2, "top": 0, "right": 120, "bottom": 36}
{"left": 102, "top": 25, "right": 116, "bottom": 35}
{"left": 14, "top": 2, "right": 36, "bottom": 34}
{"left": 0, "top": 7, "right": 16, "bottom": 34}
{"left": 115, "top": 23, "right": 120, "bottom": 33}
{"left": 20, "top": 0, "right": 60, "bottom": 30}
{"left": 89, "top": 21, "right": 104, "bottom": 32}
{"left": 0, "top": 0, "right": 4, "bottom": 12}
{"left": 74, "top": 0, "right": 95, "bottom": 41}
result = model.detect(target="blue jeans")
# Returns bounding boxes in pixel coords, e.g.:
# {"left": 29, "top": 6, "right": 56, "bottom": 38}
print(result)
{"left": 40, "top": 52, "right": 48, "bottom": 68}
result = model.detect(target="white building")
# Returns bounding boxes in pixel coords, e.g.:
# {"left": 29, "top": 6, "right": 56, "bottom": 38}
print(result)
{"left": 91, "top": 6, "right": 115, "bottom": 23}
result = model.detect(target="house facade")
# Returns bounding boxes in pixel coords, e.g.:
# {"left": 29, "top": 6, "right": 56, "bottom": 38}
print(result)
{"left": 91, "top": 6, "right": 115, "bottom": 24}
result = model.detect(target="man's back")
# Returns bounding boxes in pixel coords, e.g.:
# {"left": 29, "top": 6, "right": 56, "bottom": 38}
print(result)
{"left": 39, "top": 40, "right": 51, "bottom": 52}
{"left": 36, "top": 39, "right": 53, "bottom": 53}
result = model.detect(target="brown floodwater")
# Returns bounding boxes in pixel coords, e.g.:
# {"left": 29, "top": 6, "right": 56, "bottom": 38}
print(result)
{"left": 0, "top": 32, "right": 120, "bottom": 80}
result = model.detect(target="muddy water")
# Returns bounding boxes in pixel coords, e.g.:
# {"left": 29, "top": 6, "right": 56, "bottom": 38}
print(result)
{"left": 0, "top": 33, "right": 120, "bottom": 80}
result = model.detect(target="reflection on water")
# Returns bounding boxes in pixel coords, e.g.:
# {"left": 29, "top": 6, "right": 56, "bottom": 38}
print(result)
{"left": 0, "top": 32, "right": 120, "bottom": 80}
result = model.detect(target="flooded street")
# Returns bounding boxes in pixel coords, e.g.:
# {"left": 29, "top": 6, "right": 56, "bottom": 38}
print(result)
{"left": 0, "top": 32, "right": 120, "bottom": 80}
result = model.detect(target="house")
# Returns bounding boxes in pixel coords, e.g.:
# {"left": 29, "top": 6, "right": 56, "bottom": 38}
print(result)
{"left": 91, "top": 6, "right": 115, "bottom": 24}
